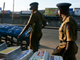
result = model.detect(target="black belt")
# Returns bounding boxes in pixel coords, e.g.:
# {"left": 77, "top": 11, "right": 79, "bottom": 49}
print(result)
{"left": 60, "top": 41, "right": 74, "bottom": 43}
{"left": 60, "top": 41, "right": 67, "bottom": 43}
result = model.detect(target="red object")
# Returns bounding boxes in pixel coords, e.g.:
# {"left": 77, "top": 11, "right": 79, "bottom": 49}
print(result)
{"left": 51, "top": 56, "right": 54, "bottom": 58}
{"left": 66, "top": 25, "right": 70, "bottom": 29}
{"left": 67, "top": 25, "right": 69, "bottom": 28}
{"left": 37, "top": 51, "right": 45, "bottom": 56}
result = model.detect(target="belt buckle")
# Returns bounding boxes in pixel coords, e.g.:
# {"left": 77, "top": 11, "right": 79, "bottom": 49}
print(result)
{"left": 60, "top": 41, "right": 66, "bottom": 43}
{"left": 62, "top": 41, "right": 65, "bottom": 43}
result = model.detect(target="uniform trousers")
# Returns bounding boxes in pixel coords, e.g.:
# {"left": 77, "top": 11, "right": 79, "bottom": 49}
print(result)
{"left": 29, "top": 32, "right": 42, "bottom": 52}
{"left": 52, "top": 41, "right": 78, "bottom": 60}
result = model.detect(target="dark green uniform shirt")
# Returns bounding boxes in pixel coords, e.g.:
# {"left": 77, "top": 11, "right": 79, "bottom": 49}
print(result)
{"left": 27, "top": 11, "right": 45, "bottom": 33}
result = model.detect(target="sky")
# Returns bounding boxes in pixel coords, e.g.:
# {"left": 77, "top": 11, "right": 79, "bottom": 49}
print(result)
{"left": 0, "top": 0, "right": 80, "bottom": 12}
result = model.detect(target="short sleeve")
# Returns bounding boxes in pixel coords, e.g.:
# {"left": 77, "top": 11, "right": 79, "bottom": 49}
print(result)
{"left": 66, "top": 23, "right": 72, "bottom": 41}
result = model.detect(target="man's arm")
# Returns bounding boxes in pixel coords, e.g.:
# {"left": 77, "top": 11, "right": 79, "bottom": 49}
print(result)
{"left": 62, "top": 41, "right": 71, "bottom": 60}
{"left": 62, "top": 24, "right": 72, "bottom": 59}
{"left": 18, "top": 13, "right": 34, "bottom": 39}
{"left": 42, "top": 15, "right": 46, "bottom": 28}
{"left": 18, "top": 23, "right": 30, "bottom": 38}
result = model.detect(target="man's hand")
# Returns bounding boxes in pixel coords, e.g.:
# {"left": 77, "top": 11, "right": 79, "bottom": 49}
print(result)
{"left": 42, "top": 20, "right": 46, "bottom": 28}
{"left": 42, "top": 25, "right": 45, "bottom": 28}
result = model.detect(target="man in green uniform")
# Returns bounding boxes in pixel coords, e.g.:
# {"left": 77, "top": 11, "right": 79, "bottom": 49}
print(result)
{"left": 18, "top": 2, "right": 46, "bottom": 52}
{"left": 52, "top": 3, "right": 78, "bottom": 60}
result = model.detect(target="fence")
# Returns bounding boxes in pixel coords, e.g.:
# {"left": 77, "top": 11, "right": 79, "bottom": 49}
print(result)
{"left": 0, "top": 18, "right": 80, "bottom": 29}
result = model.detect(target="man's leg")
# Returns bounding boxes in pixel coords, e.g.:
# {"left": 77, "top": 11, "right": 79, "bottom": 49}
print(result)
{"left": 29, "top": 33, "right": 38, "bottom": 52}
{"left": 32, "top": 33, "right": 42, "bottom": 52}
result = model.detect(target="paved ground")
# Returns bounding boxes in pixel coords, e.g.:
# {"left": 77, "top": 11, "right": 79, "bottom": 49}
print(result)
{"left": 39, "top": 27, "right": 80, "bottom": 60}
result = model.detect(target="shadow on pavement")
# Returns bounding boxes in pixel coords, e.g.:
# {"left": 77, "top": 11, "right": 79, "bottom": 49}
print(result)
{"left": 44, "top": 26, "right": 80, "bottom": 31}
{"left": 44, "top": 28, "right": 59, "bottom": 30}
{"left": 44, "top": 26, "right": 59, "bottom": 30}
{"left": 39, "top": 45, "right": 53, "bottom": 49}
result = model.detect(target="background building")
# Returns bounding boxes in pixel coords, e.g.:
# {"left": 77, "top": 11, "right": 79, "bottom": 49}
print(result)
{"left": 0, "top": 8, "right": 80, "bottom": 28}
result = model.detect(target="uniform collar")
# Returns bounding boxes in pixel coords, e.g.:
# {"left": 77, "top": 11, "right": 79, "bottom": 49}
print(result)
{"left": 62, "top": 14, "right": 70, "bottom": 22}
{"left": 62, "top": 16, "right": 67, "bottom": 22}
{"left": 33, "top": 10, "right": 38, "bottom": 13}
{"left": 32, "top": 11, "right": 36, "bottom": 13}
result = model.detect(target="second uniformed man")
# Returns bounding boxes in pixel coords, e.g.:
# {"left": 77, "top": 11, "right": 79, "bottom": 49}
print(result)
{"left": 52, "top": 3, "right": 78, "bottom": 60}
{"left": 18, "top": 2, "right": 46, "bottom": 52}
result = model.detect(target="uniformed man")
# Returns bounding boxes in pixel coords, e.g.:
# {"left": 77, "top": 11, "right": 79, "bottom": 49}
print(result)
{"left": 52, "top": 3, "right": 78, "bottom": 60}
{"left": 18, "top": 2, "right": 46, "bottom": 52}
